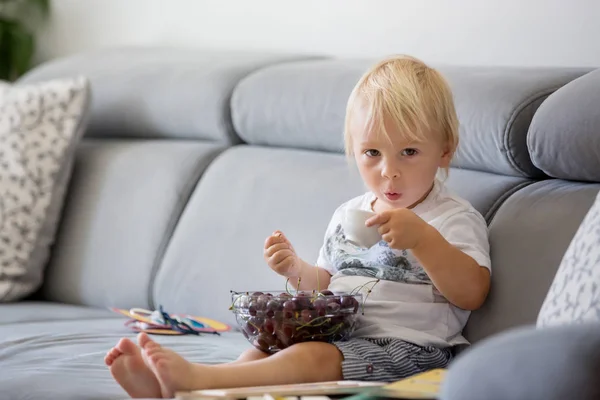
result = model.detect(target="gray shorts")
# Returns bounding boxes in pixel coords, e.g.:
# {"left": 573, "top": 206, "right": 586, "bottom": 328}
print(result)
{"left": 333, "top": 337, "right": 452, "bottom": 382}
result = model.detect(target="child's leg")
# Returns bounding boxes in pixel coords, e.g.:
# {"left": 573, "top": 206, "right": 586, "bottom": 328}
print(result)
{"left": 231, "top": 347, "right": 270, "bottom": 364}
{"left": 139, "top": 333, "right": 343, "bottom": 398}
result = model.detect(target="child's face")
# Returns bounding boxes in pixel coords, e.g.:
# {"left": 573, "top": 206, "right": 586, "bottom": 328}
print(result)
{"left": 351, "top": 107, "right": 451, "bottom": 211}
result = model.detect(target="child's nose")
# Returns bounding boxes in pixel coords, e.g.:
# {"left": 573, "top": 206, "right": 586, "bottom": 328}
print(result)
{"left": 381, "top": 163, "right": 400, "bottom": 179}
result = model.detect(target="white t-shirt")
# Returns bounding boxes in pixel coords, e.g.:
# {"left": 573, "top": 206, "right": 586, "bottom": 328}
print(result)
{"left": 316, "top": 179, "right": 491, "bottom": 348}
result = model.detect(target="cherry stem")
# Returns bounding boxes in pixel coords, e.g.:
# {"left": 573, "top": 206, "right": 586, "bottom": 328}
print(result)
{"left": 285, "top": 278, "right": 294, "bottom": 296}
{"left": 315, "top": 322, "right": 345, "bottom": 336}
{"left": 246, "top": 318, "right": 261, "bottom": 332}
{"left": 229, "top": 292, "right": 244, "bottom": 310}
{"left": 349, "top": 279, "right": 380, "bottom": 296}
{"left": 307, "top": 326, "right": 344, "bottom": 339}
{"left": 362, "top": 280, "right": 381, "bottom": 314}
{"left": 316, "top": 266, "right": 320, "bottom": 293}
{"left": 296, "top": 316, "right": 332, "bottom": 329}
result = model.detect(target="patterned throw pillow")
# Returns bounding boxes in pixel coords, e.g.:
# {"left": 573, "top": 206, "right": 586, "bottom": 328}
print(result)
{"left": 537, "top": 190, "right": 600, "bottom": 328}
{"left": 0, "top": 77, "right": 90, "bottom": 302}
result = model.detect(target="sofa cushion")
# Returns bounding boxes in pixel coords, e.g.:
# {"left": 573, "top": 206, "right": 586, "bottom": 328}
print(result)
{"left": 153, "top": 146, "right": 364, "bottom": 326}
{"left": 464, "top": 180, "right": 600, "bottom": 343}
{"left": 153, "top": 146, "right": 534, "bottom": 326}
{"left": 0, "top": 301, "right": 114, "bottom": 325}
{"left": 443, "top": 169, "right": 531, "bottom": 222}
{"left": 528, "top": 68, "right": 600, "bottom": 182}
{"left": 40, "top": 139, "right": 226, "bottom": 310}
{"left": 537, "top": 191, "right": 600, "bottom": 328}
{"left": 18, "top": 47, "right": 319, "bottom": 143}
{"left": 0, "top": 317, "right": 249, "bottom": 400}
{"left": 231, "top": 59, "right": 588, "bottom": 177}
{"left": 440, "top": 323, "right": 600, "bottom": 400}
{"left": 0, "top": 77, "right": 90, "bottom": 302}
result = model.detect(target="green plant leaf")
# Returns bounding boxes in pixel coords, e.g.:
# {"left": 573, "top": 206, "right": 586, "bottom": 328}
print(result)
{"left": 0, "top": 0, "right": 49, "bottom": 80}
{"left": 0, "top": 23, "right": 10, "bottom": 81}
{"left": 0, "top": 15, "right": 18, "bottom": 28}
{"left": 0, "top": 0, "right": 50, "bottom": 27}
{"left": 29, "top": 0, "right": 50, "bottom": 16}
{"left": 5, "top": 21, "right": 33, "bottom": 80}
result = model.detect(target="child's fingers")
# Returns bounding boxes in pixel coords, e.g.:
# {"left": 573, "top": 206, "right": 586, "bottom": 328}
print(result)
{"left": 267, "top": 231, "right": 292, "bottom": 246}
{"left": 365, "top": 212, "right": 389, "bottom": 227}
{"left": 382, "top": 232, "right": 392, "bottom": 243}
{"left": 270, "top": 249, "right": 295, "bottom": 267}
{"left": 264, "top": 233, "right": 286, "bottom": 248}
{"left": 280, "top": 235, "right": 294, "bottom": 249}
{"left": 365, "top": 215, "right": 379, "bottom": 227}
{"left": 378, "top": 224, "right": 391, "bottom": 235}
{"left": 273, "top": 230, "right": 290, "bottom": 243}
{"left": 264, "top": 242, "right": 290, "bottom": 258}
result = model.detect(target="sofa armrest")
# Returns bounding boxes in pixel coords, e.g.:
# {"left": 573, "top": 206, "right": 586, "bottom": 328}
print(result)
{"left": 440, "top": 323, "right": 600, "bottom": 400}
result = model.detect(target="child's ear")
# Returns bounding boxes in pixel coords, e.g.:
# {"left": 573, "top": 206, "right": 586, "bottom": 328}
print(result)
{"left": 440, "top": 145, "right": 453, "bottom": 168}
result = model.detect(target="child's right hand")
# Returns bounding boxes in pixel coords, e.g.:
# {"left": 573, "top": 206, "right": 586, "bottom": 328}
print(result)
{"left": 264, "top": 231, "right": 300, "bottom": 278}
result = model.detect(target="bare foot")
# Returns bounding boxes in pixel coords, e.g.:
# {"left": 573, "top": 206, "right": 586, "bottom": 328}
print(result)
{"left": 105, "top": 337, "right": 162, "bottom": 398}
{"left": 139, "top": 332, "right": 209, "bottom": 398}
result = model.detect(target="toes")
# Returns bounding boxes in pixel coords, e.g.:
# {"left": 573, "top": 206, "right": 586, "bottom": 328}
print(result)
{"left": 137, "top": 332, "right": 155, "bottom": 350}
{"left": 154, "top": 358, "right": 168, "bottom": 376}
{"left": 138, "top": 332, "right": 161, "bottom": 354}
{"left": 148, "top": 352, "right": 166, "bottom": 367}
{"left": 141, "top": 338, "right": 161, "bottom": 353}
{"left": 145, "top": 345, "right": 162, "bottom": 358}
{"left": 115, "top": 338, "right": 138, "bottom": 356}
{"left": 145, "top": 341, "right": 161, "bottom": 353}
{"left": 104, "top": 354, "right": 113, "bottom": 366}
{"left": 104, "top": 347, "right": 122, "bottom": 366}
{"left": 109, "top": 347, "right": 122, "bottom": 358}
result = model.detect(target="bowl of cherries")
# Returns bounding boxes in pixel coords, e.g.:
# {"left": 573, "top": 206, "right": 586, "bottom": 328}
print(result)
{"left": 230, "top": 290, "right": 363, "bottom": 354}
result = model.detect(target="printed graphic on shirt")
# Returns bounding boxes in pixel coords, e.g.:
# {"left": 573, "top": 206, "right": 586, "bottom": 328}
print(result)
{"left": 325, "top": 223, "right": 431, "bottom": 284}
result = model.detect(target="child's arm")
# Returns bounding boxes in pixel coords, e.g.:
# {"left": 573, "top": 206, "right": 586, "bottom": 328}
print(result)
{"left": 287, "top": 259, "right": 332, "bottom": 292}
{"left": 412, "top": 225, "right": 490, "bottom": 311}
{"left": 264, "top": 231, "right": 332, "bottom": 292}
{"left": 366, "top": 209, "right": 490, "bottom": 311}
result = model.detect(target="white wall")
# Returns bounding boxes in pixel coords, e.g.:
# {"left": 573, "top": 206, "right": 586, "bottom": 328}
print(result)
{"left": 37, "top": 0, "right": 600, "bottom": 67}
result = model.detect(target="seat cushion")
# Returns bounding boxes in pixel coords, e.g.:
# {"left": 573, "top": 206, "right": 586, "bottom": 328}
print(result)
{"left": 40, "top": 139, "right": 226, "bottom": 310}
{"left": 153, "top": 145, "right": 532, "bottom": 327}
{"left": 0, "top": 301, "right": 114, "bottom": 325}
{"left": 153, "top": 145, "right": 366, "bottom": 327}
{"left": 0, "top": 316, "right": 250, "bottom": 400}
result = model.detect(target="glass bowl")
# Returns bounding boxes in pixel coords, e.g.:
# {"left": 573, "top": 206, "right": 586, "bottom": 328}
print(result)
{"left": 230, "top": 290, "right": 363, "bottom": 354}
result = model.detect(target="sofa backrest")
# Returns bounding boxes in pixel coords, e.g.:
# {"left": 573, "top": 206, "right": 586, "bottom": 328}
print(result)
{"left": 18, "top": 48, "right": 317, "bottom": 309}
{"left": 18, "top": 48, "right": 600, "bottom": 344}
{"left": 465, "top": 68, "right": 600, "bottom": 341}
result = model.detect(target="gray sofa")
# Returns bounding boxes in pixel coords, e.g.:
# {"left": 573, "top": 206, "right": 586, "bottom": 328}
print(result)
{"left": 1, "top": 47, "right": 599, "bottom": 400}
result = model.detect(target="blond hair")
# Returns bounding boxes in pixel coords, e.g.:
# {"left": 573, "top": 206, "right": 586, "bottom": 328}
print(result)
{"left": 344, "top": 55, "right": 459, "bottom": 163}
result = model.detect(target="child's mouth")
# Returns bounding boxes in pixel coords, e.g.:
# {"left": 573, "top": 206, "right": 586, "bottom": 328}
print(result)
{"left": 385, "top": 192, "right": 401, "bottom": 201}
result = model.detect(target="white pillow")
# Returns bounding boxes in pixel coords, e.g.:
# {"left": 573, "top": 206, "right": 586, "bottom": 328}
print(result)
{"left": 537, "top": 190, "right": 600, "bottom": 328}
{"left": 0, "top": 76, "right": 90, "bottom": 302}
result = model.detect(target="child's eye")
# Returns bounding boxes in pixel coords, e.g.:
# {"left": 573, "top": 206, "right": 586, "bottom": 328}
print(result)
{"left": 401, "top": 148, "right": 418, "bottom": 156}
{"left": 364, "top": 149, "right": 380, "bottom": 157}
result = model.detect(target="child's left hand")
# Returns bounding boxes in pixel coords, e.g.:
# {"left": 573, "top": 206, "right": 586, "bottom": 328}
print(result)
{"left": 365, "top": 208, "right": 430, "bottom": 250}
